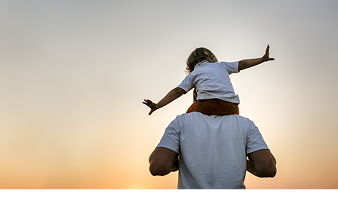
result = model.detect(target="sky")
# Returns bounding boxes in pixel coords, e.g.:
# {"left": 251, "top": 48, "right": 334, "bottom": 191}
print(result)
{"left": 0, "top": 0, "right": 338, "bottom": 189}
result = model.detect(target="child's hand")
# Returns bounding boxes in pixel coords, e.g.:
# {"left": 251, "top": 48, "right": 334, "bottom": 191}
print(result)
{"left": 143, "top": 99, "right": 158, "bottom": 115}
{"left": 262, "top": 45, "right": 275, "bottom": 62}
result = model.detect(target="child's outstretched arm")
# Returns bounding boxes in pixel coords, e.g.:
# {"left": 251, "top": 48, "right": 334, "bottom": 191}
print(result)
{"left": 238, "top": 45, "right": 274, "bottom": 72}
{"left": 143, "top": 87, "right": 186, "bottom": 115}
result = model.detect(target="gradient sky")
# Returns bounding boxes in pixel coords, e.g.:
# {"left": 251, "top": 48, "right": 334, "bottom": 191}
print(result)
{"left": 0, "top": 0, "right": 337, "bottom": 189}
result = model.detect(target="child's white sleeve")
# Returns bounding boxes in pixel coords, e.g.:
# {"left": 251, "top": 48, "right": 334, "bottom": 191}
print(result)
{"left": 177, "top": 74, "right": 194, "bottom": 92}
{"left": 220, "top": 61, "right": 239, "bottom": 74}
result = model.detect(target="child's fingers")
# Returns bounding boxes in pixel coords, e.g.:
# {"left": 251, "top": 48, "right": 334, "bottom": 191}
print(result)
{"left": 265, "top": 45, "right": 270, "bottom": 55}
{"left": 142, "top": 102, "right": 148, "bottom": 105}
{"left": 149, "top": 109, "right": 155, "bottom": 115}
{"left": 143, "top": 99, "right": 153, "bottom": 105}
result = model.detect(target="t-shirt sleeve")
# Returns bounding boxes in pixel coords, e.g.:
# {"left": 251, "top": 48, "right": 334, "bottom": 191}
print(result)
{"left": 177, "top": 73, "right": 195, "bottom": 92}
{"left": 246, "top": 121, "right": 269, "bottom": 154}
{"left": 156, "top": 116, "right": 181, "bottom": 154}
{"left": 219, "top": 61, "right": 239, "bottom": 74}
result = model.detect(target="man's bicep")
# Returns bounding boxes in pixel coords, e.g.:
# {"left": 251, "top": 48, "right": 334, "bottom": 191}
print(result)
{"left": 149, "top": 147, "right": 178, "bottom": 176}
{"left": 247, "top": 149, "right": 276, "bottom": 177}
{"left": 246, "top": 121, "right": 276, "bottom": 177}
{"left": 149, "top": 117, "right": 181, "bottom": 176}
{"left": 149, "top": 147, "right": 178, "bottom": 163}
{"left": 248, "top": 149, "right": 275, "bottom": 164}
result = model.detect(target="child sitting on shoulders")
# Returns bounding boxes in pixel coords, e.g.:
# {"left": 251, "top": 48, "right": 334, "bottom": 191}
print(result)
{"left": 143, "top": 45, "right": 274, "bottom": 116}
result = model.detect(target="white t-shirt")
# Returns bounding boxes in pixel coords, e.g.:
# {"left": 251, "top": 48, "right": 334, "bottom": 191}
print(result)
{"left": 157, "top": 112, "right": 269, "bottom": 189}
{"left": 178, "top": 61, "right": 240, "bottom": 103}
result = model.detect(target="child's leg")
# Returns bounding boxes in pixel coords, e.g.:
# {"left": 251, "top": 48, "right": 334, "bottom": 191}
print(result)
{"left": 186, "top": 101, "right": 205, "bottom": 114}
{"left": 186, "top": 99, "right": 239, "bottom": 115}
{"left": 186, "top": 100, "right": 210, "bottom": 114}
{"left": 217, "top": 100, "right": 239, "bottom": 115}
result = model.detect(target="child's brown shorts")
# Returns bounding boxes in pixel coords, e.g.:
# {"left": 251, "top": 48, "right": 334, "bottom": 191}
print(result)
{"left": 186, "top": 99, "right": 239, "bottom": 115}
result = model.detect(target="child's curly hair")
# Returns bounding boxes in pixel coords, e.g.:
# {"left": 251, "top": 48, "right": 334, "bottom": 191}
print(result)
{"left": 186, "top": 47, "right": 218, "bottom": 73}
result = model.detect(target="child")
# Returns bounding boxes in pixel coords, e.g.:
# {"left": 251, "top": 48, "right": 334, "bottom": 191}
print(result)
{"left": 143, "top": 45, "right": 274, "bottom": 115}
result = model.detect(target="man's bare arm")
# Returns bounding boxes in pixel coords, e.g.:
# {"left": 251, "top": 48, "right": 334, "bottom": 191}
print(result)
{"left": 149, "top": 147, "right": 178, "bottom": 176}
{"left": 247, "top": 149, "right": 276, "bottom": 178}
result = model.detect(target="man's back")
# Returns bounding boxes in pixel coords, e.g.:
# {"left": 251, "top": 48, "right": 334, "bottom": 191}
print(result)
{"left": 156, "top": 112, "right": 269, "bottom": 189}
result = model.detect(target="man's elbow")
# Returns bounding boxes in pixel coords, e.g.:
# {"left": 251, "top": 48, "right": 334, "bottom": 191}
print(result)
{"left": 149, "top": 162, "right": 171, "bottom": 176}
{"left": 149, "top": 165, "right": 163, "bottom": 176}
{"left": 256, "top": 165, "right": 277, "bottom": 178}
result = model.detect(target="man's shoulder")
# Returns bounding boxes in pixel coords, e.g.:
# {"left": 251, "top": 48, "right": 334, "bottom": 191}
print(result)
{"left": 175, "top": 112, "right": 206, "bottom": 119}
{"left": 175, "top": 113, "right": 253, "bottom": 123}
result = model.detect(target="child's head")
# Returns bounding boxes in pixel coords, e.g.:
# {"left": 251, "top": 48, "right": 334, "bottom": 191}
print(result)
{"left": 186, "top": 47, "right": 218, "bottom": 73}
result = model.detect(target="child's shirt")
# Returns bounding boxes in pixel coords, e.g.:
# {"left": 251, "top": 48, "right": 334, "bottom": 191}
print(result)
{"left": 178, "top": 61, "right": 240, "bottom": 104}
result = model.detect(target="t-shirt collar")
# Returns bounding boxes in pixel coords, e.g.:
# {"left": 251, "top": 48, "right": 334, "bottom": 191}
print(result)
{"left": 194, "top": 60, "right": 209, "bottom": 69}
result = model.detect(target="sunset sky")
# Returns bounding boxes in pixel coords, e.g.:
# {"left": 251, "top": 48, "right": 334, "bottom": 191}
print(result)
{"left": 0, "top": 0, "right": 338, "bottom": 189}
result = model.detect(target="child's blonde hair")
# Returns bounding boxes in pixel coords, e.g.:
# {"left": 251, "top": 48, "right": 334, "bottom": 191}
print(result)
{"left": 186, "top": 47, "right": 218, "bottom": 73}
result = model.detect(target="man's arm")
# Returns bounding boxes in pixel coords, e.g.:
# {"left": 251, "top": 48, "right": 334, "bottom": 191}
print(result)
{"left": 149, "top": 147, "right": 179, "bottom": 176}
{"left": 238, "top": 45, "right": 274, "bottom": 72}
{"left": 247, "top": 149, "right": 276, "bottom": 178}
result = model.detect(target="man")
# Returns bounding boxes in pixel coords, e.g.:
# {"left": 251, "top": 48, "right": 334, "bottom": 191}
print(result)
{"left": 149, "top": 112, "right": 276, "bottom": 189}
